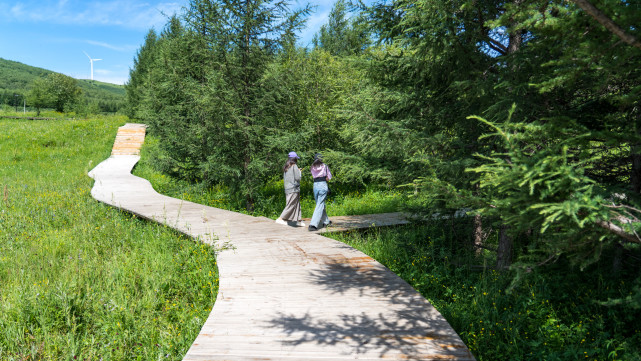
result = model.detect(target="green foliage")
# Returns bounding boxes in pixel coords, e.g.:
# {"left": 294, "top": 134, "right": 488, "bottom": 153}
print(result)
{"left": 0, "top": 116, "right": 218, "bottom": 359}
{"left": 345, "top": 0, "right": 641, "bottom": 273}
{"left": 466, "top": 113, "right": 619, "bottom": 268}
{"left": 312, "top": 0, "right": 371, "bottom": 56}
{"left": 44, "top": 73, "right": 82, "bottom": 112}
{"left": 259, "top": 48, "right": 363, "bottom": 173}
{"left": 26, "top": 77, "right": 52, "bottom": 116}
{"left": 132, "top": 1, "right": 320, "bottom": 211}
{"left": 125, "top": 29, "right": 158, "bottom": 119}
{"left": 77, "top": 80, "right": 125, "bottom": 113}
{"left": 0, "top": 57, "right": 50, "bottom": 92}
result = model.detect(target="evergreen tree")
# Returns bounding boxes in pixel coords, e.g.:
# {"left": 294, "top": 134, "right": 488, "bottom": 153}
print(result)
{"left": 125, "top": 29, "right": 158, "bottom": 119}
{"left": 312, "top": 0, "right": 370, "bottom": 56}
{"left": 134, "top": 0, "right": 310, "bottom": 211}
{"left": 351, "top": 0, "right": 641, "bottom": 271}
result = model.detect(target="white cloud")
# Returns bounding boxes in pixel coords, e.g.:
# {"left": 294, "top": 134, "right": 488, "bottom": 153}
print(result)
{"left": 86, "top": 40, "right": 137, "bottom": 52}
{"left": 2, "top": 0, "right": 184, "bottom": 29}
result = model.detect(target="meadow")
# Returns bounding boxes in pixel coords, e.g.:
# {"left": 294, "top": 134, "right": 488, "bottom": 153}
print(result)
{"left": 0, "top": 114, "right": 218, "bottom": 360}
{"left": 2, "top": 112, "right": 639, "bottom": 360}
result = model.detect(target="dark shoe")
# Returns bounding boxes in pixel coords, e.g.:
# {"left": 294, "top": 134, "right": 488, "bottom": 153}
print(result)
{"left": 308, "top": 225, "right": 317, "bottom": 231}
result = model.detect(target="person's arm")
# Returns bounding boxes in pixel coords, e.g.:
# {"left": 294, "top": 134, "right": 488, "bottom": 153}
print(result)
{"left": 294, "top": 165, "right": 301, "bottom": 185}
{"left": 325, "top": 164, "right": 332, "bottom": 181}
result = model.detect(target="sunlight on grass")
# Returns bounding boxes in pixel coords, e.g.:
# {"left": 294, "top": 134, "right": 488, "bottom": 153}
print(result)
{"left": 0, "top": 116, "right": 218, "bottom": 360}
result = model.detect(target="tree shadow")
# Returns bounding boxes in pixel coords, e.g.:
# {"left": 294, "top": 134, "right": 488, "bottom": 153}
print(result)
{"left": 265, "top": 257, "right": 475, "bottom": 360}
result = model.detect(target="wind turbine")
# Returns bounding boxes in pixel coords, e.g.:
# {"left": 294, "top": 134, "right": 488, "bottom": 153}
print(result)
{"left": 83, "top": 51, "right": 102, "bottom": 81}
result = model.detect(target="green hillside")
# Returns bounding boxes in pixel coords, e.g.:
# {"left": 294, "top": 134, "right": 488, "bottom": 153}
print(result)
{"left": 0, "top": 57, "right": 125, "bottom": 112}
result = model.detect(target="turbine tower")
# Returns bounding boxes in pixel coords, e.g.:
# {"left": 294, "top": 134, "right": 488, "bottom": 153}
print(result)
{"left": 83, "top": 51, "right": 102, "bottom": 81}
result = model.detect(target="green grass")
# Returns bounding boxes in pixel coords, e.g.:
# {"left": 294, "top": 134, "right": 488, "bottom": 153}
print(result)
{"left": 133, "top": 135, "right": 406, "bottom": 219}
{"left": 326, "top": 223, "right": 641, "bottom": 361}
{"left": 0, "top": 116, "right": 218, "bottom": 360}
{"left": 0, "top": 106, "right": 93, "bottom": 119}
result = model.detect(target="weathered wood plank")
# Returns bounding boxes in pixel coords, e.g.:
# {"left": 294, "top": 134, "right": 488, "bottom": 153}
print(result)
{"left": 88, "top": 124, "right": 476, "bottom": 361}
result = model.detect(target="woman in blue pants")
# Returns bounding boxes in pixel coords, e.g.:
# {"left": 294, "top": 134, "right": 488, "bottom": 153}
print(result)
{"left": 308, "top": 153, "right": 332, "bottom": 231}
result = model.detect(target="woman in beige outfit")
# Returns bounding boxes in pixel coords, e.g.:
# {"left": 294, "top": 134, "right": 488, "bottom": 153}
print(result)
{"left": 276, "top": 151, "right": 305, "bottom": 227}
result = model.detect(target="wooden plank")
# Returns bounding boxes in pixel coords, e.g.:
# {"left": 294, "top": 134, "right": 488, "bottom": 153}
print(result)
{"left": 88, "top": 124, "right": 476, "bottom": 361}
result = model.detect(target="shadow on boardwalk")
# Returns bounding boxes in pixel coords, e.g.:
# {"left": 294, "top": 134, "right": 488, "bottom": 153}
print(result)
{"left": 266, "top": 258, "right": 471, "bottom": 360}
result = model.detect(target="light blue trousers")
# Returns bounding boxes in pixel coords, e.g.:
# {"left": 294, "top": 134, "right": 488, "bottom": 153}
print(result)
{"left": 310, "top": 181, "right": 330, "bottom": 228}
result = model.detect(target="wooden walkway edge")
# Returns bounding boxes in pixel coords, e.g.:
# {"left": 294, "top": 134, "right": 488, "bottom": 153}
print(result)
{"left": 88, "top": 123, "right": 475, "bottom": 361}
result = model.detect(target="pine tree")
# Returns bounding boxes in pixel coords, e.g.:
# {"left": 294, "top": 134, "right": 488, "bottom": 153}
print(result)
{"left": 312, "top": 0, "right": 370, "bottom": 56}
{"left": 133, "top": 0, "right": 310, "bottom": 211}
{"left": 125, "top": 29, "right": 158, "bottom": 119}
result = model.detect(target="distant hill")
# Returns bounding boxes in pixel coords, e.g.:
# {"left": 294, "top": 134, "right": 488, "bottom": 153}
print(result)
{"left": 0, "top": 57, "right": 125, "bottom": 112}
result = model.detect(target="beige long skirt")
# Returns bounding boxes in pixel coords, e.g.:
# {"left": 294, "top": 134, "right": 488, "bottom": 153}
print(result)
{"left": 279, "top": 192, "right": 302, "bottom": 222}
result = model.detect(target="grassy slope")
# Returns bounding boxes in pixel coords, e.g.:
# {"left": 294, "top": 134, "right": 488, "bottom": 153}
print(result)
{"left": 0, "top": 116, "right": 217, "bottom": 360}
{"left": 0, "top": 57, "right": 124, "bottom": 105}
{"left": 0, "top": 58, "right": 51, "bottom": 91}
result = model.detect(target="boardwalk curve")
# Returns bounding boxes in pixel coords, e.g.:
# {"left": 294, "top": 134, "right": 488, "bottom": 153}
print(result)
{"left": 88, "top": 124, "right": 475, "bottom": 361}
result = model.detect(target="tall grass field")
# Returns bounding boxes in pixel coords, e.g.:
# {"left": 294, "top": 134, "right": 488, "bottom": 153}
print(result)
{"left": 0, "top": 116, "right": 218, "bottom": 360}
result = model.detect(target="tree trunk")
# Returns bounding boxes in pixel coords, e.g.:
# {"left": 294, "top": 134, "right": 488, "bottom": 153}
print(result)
{"left": 572, "top": 0, "right": 641, "bottom": 50}
{"left": 632, "top": 107, "right": 641, "bottom": 194}
{"left": 474, "top": 213, "right": 483, "bottom": 255}
{"left": 507, "top": 0, "right": 525, "bottom": 55}
{"left": 473, "top": 182, "right": 483, "bottom": 254}
{"left": 241, "top": 0, "right": 254, "bottom": 213}
{"left": 496, "top": 225, "right": 513, "bottom": 269}
{"left": 244, "top": 153, "right": 254, "bottom": 212}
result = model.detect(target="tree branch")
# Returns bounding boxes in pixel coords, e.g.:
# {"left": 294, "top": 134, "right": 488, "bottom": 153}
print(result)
{"left": 595, "top": 219, "right": 641, "bottom": 244}
{"left": 484, "top": 36, "right": 508, "bottom": 55}
{"left": 572, "top": 0, "right": 641, "bottom": 50}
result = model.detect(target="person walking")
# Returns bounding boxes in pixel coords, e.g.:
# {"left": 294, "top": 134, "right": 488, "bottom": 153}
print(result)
{"left": 308, "top": 153, "right": 332, "bottom": 231}
{"left": 276, "top": 151, "right": 305, "bottom": 227}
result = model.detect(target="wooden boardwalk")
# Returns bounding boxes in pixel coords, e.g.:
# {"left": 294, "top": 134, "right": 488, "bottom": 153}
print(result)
{"left": 88, "top": 124, "right": 475, "bottom": 361}
{"left": 308, "top": 212, "right": 410, "bottom": 234}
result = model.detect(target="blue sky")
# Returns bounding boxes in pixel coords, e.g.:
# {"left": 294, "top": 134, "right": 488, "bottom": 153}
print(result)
{"left": 0, "top": 0, "right": 353, "bottom": 85}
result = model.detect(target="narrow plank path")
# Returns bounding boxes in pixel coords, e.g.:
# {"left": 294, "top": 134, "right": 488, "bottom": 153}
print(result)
{"left": 309, "top": 212, "right": 410, "bottom": 234}
{"left": 88, "top": 123, "right": 475, "bottom": 361}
